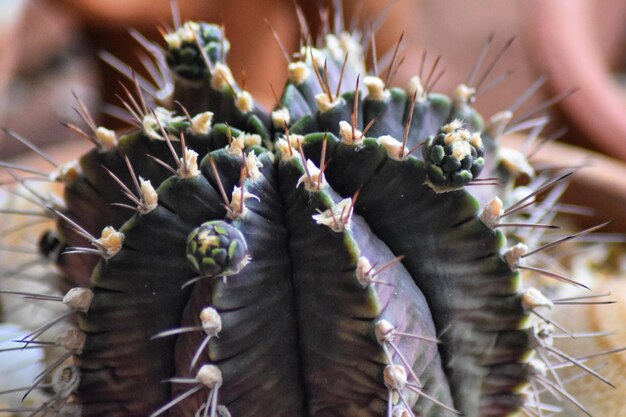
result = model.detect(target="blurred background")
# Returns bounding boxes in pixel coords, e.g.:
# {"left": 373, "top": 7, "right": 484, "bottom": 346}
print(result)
{"left": 0, "top": 1, "right": 625, "bottom": 415}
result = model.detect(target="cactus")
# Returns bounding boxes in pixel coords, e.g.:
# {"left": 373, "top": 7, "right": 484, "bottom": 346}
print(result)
{"left": 0, "top": 5, "right": 620, "bottom": 417}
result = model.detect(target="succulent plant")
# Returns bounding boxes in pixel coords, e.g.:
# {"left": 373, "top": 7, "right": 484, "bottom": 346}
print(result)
{"left": 0, "top": 4, "right": 620, "bottom": 417}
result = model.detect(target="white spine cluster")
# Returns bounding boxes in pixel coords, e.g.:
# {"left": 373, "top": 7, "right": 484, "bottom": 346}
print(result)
{"left": 96, "top": 226, "right": 125, "bottom": 259}
{"left": 383, "top": 364, "right": 407, "bottom": 390}
{"left": 287, "top": 61, "right": 310, "bottom": 85}
{"left": 521, "top": 288, "right": 554, "bottom": 311}
{"left": 453, "top": 83, "right": 475, "bottom": 104}
{"left": 200, "top": 307, "right": 222, "bottom": 336}
{"left": 244, "top": 151, "right": 263, "bottom": 180}
{"left": 196, "top": 365, "right": 223, "bottom": 388}
{"left": 63, "top": 288, "right": 94, "bottom": 312}
{"left": 480, "top": 197, "right": 503, "bottom": 228}
{"left": 272, "top": 108, "right": 291, "bottom": 129}
{"left": 312, "top": 198, "right": 353, "bottom": 232}
{"left": 377, "top": 135, "right": 408, "bottom": 161}
{"left": 95, "top": 126, "right": 118, "bottom": 149}
{"left": 504, "top": 243, "right": 528, "bottom": 268}
{"left": 210, "top": 63, "right": 235, "bottom": 91}
{"left": 228, "top": 185, "right": 259, "bottom": 219}
{"left": 315, "top": 93, "right": 342, "bottom": 113}
{"left": 49, "top": 160, "right": 81, "bottom": 183}
{"left": 407, "top": 76, "right": 424, "bottom": 100}
{"left": 235, "top": 91, "right": 254, "bottom": 113}
{"left": 296, "top": 160, "right": 326, "bottom": 191}
{"left": 139, "top": 178, "right": 158, "bottom": 213}
{"left": 355, "top": 256, "right": 373, "bottom": 287}
{"left": 178, "top": 149, "right": 200, "bottom": 178}
{"left": 364, "top": 76, "right": 389, "bottom": 101}
{"left": 190, "top": 112, "right": 214, "bottom": 135}
{"left": 339, "top": 121, "right": 362, "bottom": 145}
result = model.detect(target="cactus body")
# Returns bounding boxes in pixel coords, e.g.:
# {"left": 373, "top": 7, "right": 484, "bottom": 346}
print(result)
{"left": 0, "top": 9, "right": 618, "bottom": 417}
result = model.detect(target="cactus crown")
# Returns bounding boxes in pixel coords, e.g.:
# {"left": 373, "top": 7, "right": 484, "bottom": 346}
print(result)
{"left": 0, "top": 4, "right": 619, "bottom": 417}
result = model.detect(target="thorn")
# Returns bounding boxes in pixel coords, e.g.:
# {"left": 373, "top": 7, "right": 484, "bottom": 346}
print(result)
{"left": 384, "top": 31, "right": 404, "bottom": 85}
{"left": 150, "top": 108, "right": 181, "bottom": 170}
{"left": 532, "top": 309, "right": 575, "bottom": 338}
{"left": 395, "top": 389, "right": 417, "bottom": 417}
{"left": 522, "top": 221, "right": 611, "bottom": 258}
{"left": 335, "top": 52, "right": 349, "bottom": 98}
{"left": 71, "top": 90, "right": 97, "bottom": 132}
{"left": 392, "top": 331, "right": 441, "bottom": 344}
{"left": 351, "top": 74, "right": 361, "bottom": 137}
{"left": 387, "top": 55, "right": 406, "bottom": 87}
{"left": 115, "top": 93, "right": 143, "bottom": 125}
{"left": 181, "top": 274, "right": 213, "bottom": 289}
{"left": 518, "top": 265, "right": 590, "bottom": 290}
{"left": 361, "top": 116, "right": 377, "bottom": 138}
{"left": 509, "top": 74, "right": 549, "bottom": 113}
{"left": 61, "top": 122, "right": 99, "bottom": 147}
{"left": 505, "top": 115, "right": 550, "bottom": 137}
{"left": 407, "top": 140, "right": 425, "bottom": 156}
{"left": 322, "top": 59, "right": 333, "bottom": 101}
{"left": 553, "top": 331, "right": 614, "bottom": 339}
{"left": 405, "top": 383, "right": 461, "bottom": 415}
{"left": 475, "top": 69, "right": 514, "bottom": 99}
{"left": 208, "top": 156, "right": 231, "bottom": 210}
{"left": 0, "top": 290, "right": 62, "bottom": 302}
{"left": 369, "top": 26, "right": 378, "bottom": 76}
{"left": 189, "top": 335, "right": 211, "bottom": 372}
{"left": 131, "top": 73, "right": 149, "bottom": 116}
{"left": 535, "top": 349, "right": 566, "bottom": 391}
{"left": 0, "top": 161, "right": 50, "bottom": 178}
{"left": 170, "top": 0, "right": 181, "bottom": 28}
{"left": 331, "top": 0, "right": 344, "bottom": 33}
{"left": 318, "top": 134, "right": 328, "bottom": 189}
{"left": 402, "top": 89, "right": 418, "bottom": 151}
{"left": 474, "top": 36, "right": 515, "bottom": 93}
{"left": 17, "top": 311, "right": 76, "bottom": 348}
{"left": 563, "top": 346, "right": 626, "bottom": 365}
{"left": 190, "top": 24, "right": 215, "bottom": 73}
{"left": 534, "top": 375, "right": 592, "bottom": 417}
{"left": 383, "top": 342, "right": 422, "bottom": 387}
{"left": 545, "top": 345, "right": 615, "bottom": 388}
{"left": 1, "top": 129, "right": 58, "bottom": 167}
{"left": 309, "top": 47, "right": 329, "bottom": 99}
{"left": 423, "top": 54, "right": 441, "bottom": 96}
{"left": 513, "top": 87, "right": 579, "bottom": 126}
{"left": 102, "top": 165, "right": 143, "bottom": 209}
{"left": 418, "top": 49, "right": 427, "bottom": 81}
{"left": 554, "top": 300, "right": 616, "bottom": 306}
{"left": 149, "top": 385, "right": 205, "bottom": 417}
{"left": 219, "top": 24, "right": 226, "bottom": 63}
{"left": 370, "top": 255, "right": 405, "bottom": 278}
{"left": 291, "top": 0, "right": 311, "bottom": 44}
{"left": 21, "top": 350, "right": 73, "bottom": 401}
{"left": 99, "top": 51, "right": 158, "bottom": 97}
{"left": 425, "top": 69, "right": 445, "bottom": 96}
{"left": 147, "top": 154, "right": 177, "bottom": 175}
{"left": 467, "top": 33, "right": 494, "bottom": 86}
{"left": 47, "top": 207, "right": 97, "bottom": 244}
{"left": 494, "top": 223, "right": 559, "bottom": 230}
{"left": 527, "top": 126, "right": 569, "bottom": 160}
{"left": 502, "top": 172, "right": 575, "bottom": 217}
{"left": 264, "top": 19, "right": 290, "bottom": 64}
{"left": 284, "top": 126, "right": 293, "bottom": 156}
